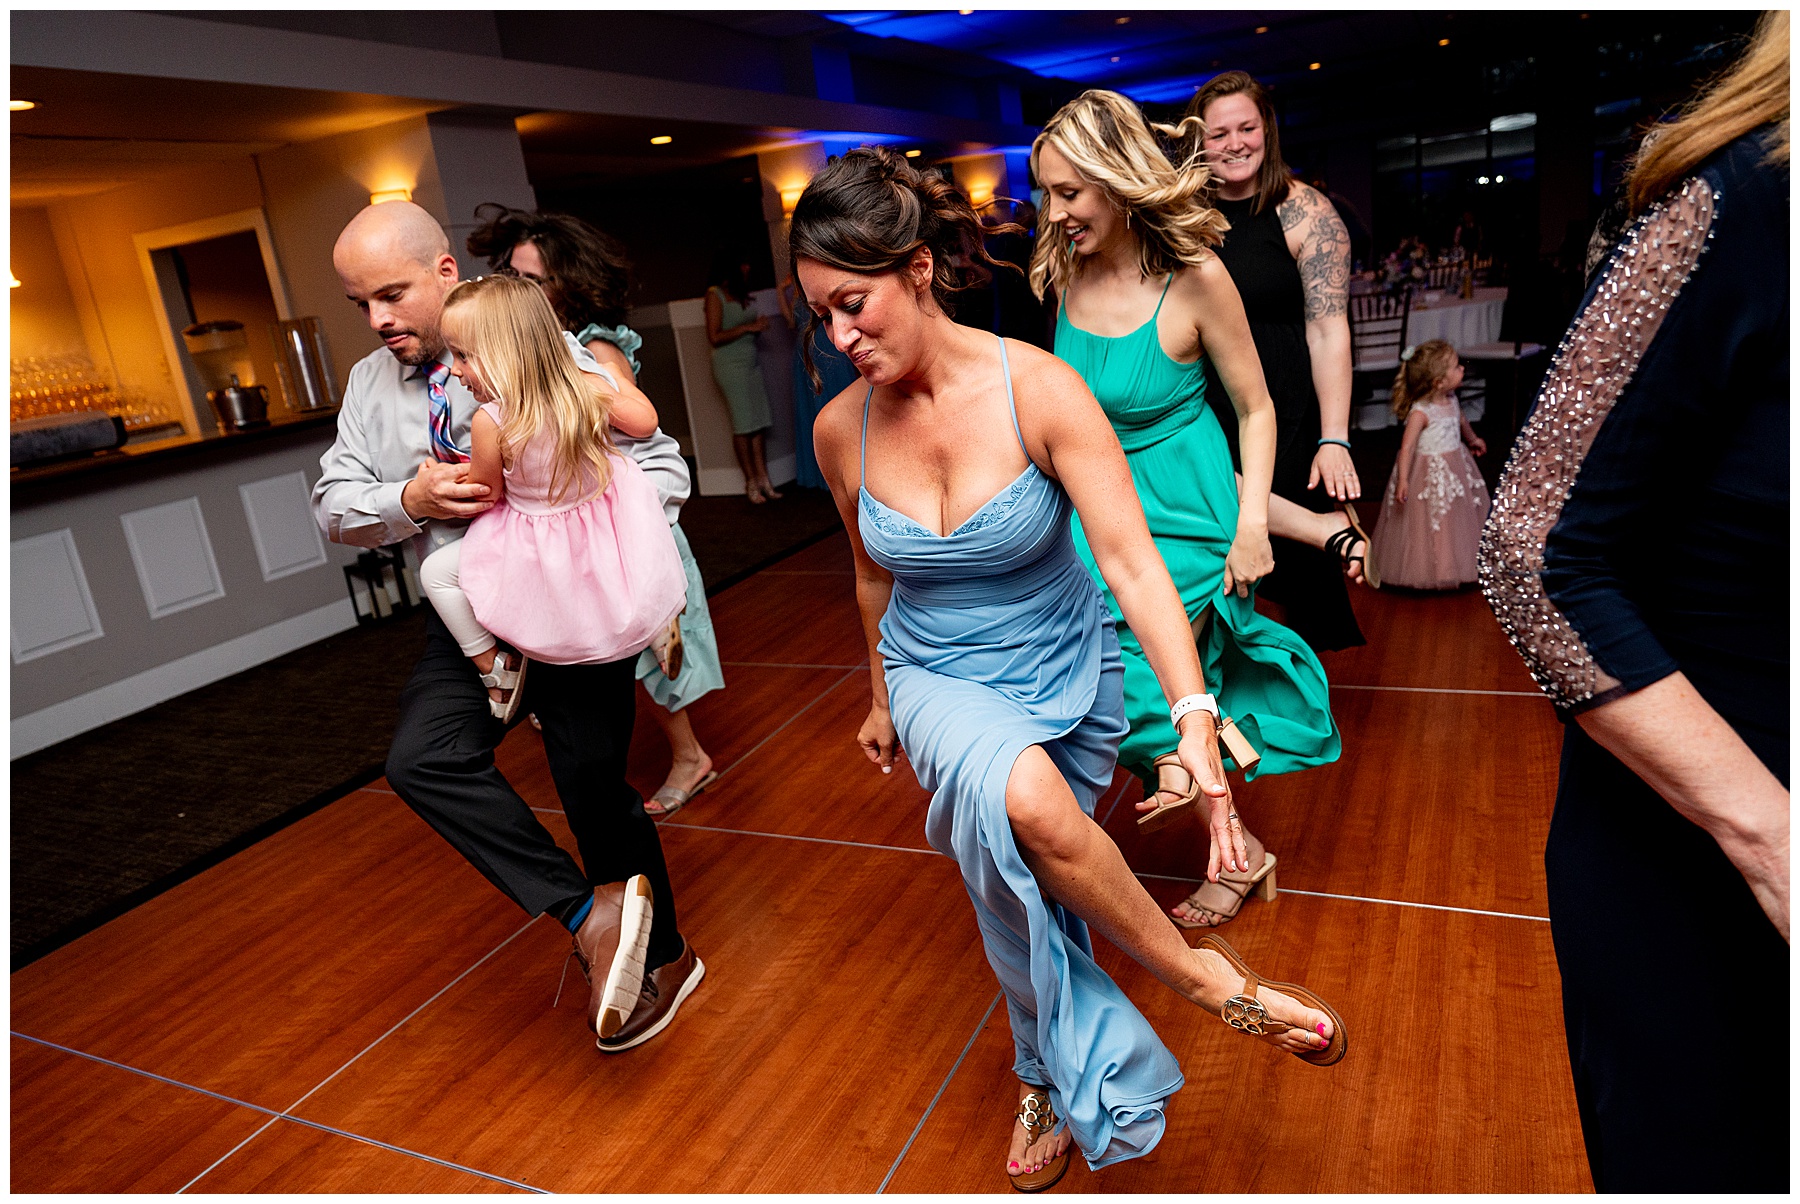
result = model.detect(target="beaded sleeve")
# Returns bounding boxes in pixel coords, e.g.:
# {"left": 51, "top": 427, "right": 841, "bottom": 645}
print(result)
{"left": 1477, "top": 178, "right": 1717, "bottom": 711}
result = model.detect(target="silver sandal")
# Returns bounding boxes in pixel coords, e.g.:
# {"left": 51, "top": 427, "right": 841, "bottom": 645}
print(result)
{"left": 481, "top": 648, "right": 530, "bottom": 724}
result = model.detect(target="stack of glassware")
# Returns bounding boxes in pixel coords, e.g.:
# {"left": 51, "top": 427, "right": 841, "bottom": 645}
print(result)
{"left": 9, "top": 354, "right": 183, "bottom": 431}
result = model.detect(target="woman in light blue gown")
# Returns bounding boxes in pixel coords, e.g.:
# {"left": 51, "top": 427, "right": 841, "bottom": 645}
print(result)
{"left": 794, "top": 148, "right": 1346, "bottom": 1190}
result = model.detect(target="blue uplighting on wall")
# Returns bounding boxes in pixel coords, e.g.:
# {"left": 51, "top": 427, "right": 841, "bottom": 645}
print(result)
{"left": 821, "top": 10, "right": 1220, "bottom": 113}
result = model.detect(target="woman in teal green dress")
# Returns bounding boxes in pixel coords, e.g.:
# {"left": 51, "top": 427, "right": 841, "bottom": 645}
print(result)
{"left": 706, "top": 254, "right": 781, "bottom": 503}
{"left": 1032, "top": 91, "right": 1341, "bottom": 928}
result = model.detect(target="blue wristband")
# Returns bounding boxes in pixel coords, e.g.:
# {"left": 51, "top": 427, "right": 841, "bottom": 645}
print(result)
{"left": 1317, "top": 438, "right": 1353, "bottom": 451}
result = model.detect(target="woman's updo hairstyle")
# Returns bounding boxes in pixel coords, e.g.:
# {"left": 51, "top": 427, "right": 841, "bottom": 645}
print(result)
{"left": 1028, "top": 89, "right": 1228, "bottom": 303}
{"left": 788, "top": 145, "right": 1022, "bottom": 386}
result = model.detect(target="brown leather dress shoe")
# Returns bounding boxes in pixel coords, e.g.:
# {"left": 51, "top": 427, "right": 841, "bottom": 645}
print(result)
{"left": 570, "top": 876, "right": 653, "bottom": 1040}
{"left": 595, "top": 939, "right": 704, "bottom": 1053}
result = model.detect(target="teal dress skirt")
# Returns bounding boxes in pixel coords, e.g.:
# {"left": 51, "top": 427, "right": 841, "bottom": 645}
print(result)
{"left": 860, "top": 336, "right": 1184, "bottom": 1169}
{"left": 1055, "top": 281, "right": 1339, "bottom": 785}
{"left": 575, "top": 322, "right": 725, "bottom": 713}
{"left": 709, "top": 288, "right": 773, "bottom": 435}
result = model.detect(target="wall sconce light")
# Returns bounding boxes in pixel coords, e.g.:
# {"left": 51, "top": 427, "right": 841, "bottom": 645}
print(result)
{"left": 780, "top": 186, "right": 806, "bottom": 219}
{"left": 905, "top": 149, "right": 922, "bottom": 158}
{"left": 10, "top": 270, "right": 21, "bottom": 289}
{"left": 650, "top": 135, "right": 674, "bottom": 145}
{"left": 10, "top": 99, "right": 37, "bottom": 111}
{"left": 969, "top": 185, "right": 995, "bottom": 208}
{"left": 369, "top": 187, "right": 412, "bottom": 205}
{"left": 1309, "top": 62, "right": 1322, "bottom": 71}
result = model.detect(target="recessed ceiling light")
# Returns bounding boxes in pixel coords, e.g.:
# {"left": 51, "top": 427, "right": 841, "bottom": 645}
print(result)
{"left": 1309, "top": 61, "right": 1322, "bottom": 70}
{"left": 905, "top": 149, "right": 922, "bottom": 158}
{"left": 1494, "top": 173, "right": 1505, "bottom": 183}
{"left": 1115, "top": 15, "right": 1130, "bottom": 23}
{"left": 10, "top": 99, "right": 37, "bottom": 111}
{"left": 1254, "top": 25, "right": 1269, "bottom": 34}
{"left": 650, "top": 135, "right": 673, "bottom": 145}
{"left": 958, "top": 8, "right": 972, "bottom": 13}
{"left": 1439, "top": 38, "right": 1451, "bottom": 46}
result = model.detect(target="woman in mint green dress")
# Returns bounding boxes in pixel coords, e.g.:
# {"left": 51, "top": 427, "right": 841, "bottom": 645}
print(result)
{"left": 1033, "top": 91, "right": 1341, "bottom": 928}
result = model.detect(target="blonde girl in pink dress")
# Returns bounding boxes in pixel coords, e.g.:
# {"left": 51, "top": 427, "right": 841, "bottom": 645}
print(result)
{"left": 1370, "top": 339, "right": 1491, "bottom": 590}
{"left": 419, "top": 275, "right": 686, "bottom": 719}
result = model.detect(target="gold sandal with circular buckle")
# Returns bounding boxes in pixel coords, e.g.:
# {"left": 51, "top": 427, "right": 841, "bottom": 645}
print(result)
{"left": 1008, "top": 1088, "right": 1071, "bottom": 1193}
{"left": 1200, "top": 933, "right": 1347, "bottom": 1067}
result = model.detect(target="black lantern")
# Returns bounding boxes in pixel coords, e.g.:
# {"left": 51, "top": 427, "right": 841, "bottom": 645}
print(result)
{"left": 343, "top": 545, "right": 418, "bottom": 624}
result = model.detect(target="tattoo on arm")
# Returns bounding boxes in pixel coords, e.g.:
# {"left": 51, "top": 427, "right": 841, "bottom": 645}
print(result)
{"left": 1282, "top": 187, "right": 1350, "bottom": 321}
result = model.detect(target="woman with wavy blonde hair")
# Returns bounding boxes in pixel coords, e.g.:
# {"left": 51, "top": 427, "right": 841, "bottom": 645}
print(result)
{"left": 1032, "top": 89, "right": 1341, "bottom": 931}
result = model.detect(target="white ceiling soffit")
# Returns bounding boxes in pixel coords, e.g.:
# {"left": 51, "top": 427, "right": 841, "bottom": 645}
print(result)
{"left": 10, "top": 10, "right": 1038, "bottom": 149}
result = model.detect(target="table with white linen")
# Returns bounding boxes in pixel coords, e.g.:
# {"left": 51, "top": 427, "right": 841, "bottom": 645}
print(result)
{"left": 1354, "top": 287, "right": 1507, "bottom": 428}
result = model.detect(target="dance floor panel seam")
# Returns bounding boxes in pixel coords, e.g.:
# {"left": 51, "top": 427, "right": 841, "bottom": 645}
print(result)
{"left": 876, "top": 991, "right": 1004, "bottom": 1194}
{"left": 10, "top": 1035, "right": 542, "bottom": 1194}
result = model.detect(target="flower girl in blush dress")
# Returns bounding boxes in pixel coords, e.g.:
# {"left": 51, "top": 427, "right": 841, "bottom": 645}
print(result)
{"left": 1370, "top": 340, "right": 1491, "bottom": 589}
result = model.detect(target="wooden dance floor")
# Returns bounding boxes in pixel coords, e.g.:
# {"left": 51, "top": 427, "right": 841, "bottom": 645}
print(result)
{"left": 12, "top": 532, "right": 1592, "bottom": 1192}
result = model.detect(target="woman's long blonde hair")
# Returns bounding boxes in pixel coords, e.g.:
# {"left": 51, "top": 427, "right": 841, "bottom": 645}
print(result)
{"left": 1028, "top": 89, "right": 1230, "bottom": 302}
{"left": 1627, "top": 9, "right": 1789, "bottom": 214}
{"left": 440, "top": 274, "right": 618, "bottom": 506}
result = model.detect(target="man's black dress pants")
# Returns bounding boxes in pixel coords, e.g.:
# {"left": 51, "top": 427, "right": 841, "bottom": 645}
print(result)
{"left": 385, "top": 610, "right": 682, "bottom": 968}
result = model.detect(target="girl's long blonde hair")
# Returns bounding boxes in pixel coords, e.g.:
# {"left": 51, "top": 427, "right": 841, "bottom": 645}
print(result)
{"left": 1028, "top": 89, "right": 1230, "bottom": 302}
{"left": 1628, "top": 9, "right": 1789, "bottom": 215}
{"left": 1391, "top": 339, "right": 1458, "bottom": 419}
{"left": 441, "top": 274, "right": 618, "bottom": 506}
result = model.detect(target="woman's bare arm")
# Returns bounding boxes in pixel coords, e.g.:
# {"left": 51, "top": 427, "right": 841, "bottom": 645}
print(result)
{"left": 1020, "top": 345, "right": 1246, "bottom": 876}
{"left": 815, "top": 387, "right": 901, "bottom": 771}
{"left": 1187, "top": 256, "right": 1277, "bottom": 596}
{"left": 1576, "top": 673, "right": 1789, "bottom": 939}
{"left": 1280, "top": 182, "right": 1358, "bottom": 500}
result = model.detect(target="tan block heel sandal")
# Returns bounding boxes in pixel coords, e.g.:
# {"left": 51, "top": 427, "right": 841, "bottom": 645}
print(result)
{"left": 1008, "top": 1089, "right": 1071, "bottom": 1193}
{"left": 1171, "top": 830, "right": 1277, "bottom": 930}
{"left": 1198, "top": 933, "right": 1347, "bottom": 1067}
{"left": 1135, "top": 718, "right": 1262, "bottom": 833}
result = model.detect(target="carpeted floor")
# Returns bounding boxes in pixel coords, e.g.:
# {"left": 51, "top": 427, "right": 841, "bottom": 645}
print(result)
{"left": 10, "top": 484, "right": 843, "bottom": 966}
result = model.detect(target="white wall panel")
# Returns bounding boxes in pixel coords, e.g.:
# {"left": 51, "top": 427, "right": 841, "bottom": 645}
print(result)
{"left": 239, "top": 469, "right": 327, "bottom": 582}
{"left": 120, "top": 496, "right": 226, "bottom": 619}
{"left": 11, "top": 528, "right": 105, "bottom": 663}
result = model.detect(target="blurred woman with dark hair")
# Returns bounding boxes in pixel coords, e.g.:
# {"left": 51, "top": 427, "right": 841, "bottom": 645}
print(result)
{"left": 706, "top": 251, "right": 780, "bottom": 503}
{"left": 1480, "top": 12, "right": 1788, "bottom": 1190}
{"left": 1187, "top": 71, "right": 1367, "bottom": 651}
{"left": 470, "top": 205, "right": 727, "bottom": 818}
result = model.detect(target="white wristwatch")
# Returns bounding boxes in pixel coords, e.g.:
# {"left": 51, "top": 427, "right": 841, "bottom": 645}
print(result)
{"left": 1170, "top": 693, "right": 1220, "bottom": 731}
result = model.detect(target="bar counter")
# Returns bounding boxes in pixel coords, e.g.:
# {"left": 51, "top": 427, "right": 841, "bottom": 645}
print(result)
{"left": 12, "top": 408, "right": 340, "bottom": 503}
{"left": 13, "top": 405, "right": 363, "bottom": 758}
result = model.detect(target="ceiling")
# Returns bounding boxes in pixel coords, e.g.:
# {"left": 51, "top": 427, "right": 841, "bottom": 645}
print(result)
{"left": 9, "top": 66, "right": 450, "bottom": 203}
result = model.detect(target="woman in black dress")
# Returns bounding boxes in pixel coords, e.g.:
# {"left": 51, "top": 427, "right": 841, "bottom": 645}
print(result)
{"left": 1480, "top": 12, "right": 1787, "bottom": 1191}
{"left": 1187, "top": 72, "right": 1365, "bottom": 651}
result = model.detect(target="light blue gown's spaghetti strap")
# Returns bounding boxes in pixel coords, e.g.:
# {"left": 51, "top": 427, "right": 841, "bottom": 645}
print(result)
{"left": 858, "top": 335, "right": 1184, "bottom": 1170}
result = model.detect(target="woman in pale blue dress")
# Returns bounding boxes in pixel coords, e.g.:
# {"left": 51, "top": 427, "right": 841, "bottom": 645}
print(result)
{"left": 469, "top": 206, "right": 726, "bottom": 814}
{"left": 795, "top": 148, "right": 1345, "bottom": 1190}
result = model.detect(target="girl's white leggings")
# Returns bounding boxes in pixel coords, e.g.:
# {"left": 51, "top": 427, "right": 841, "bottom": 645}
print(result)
{"left": 419, "top": 539, "right": 498, "bottom": 658}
